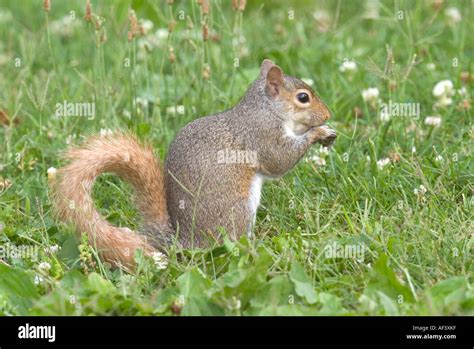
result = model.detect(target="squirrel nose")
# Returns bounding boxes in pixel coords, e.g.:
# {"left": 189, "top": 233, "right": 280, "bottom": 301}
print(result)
{"left": 315, "top": 107, "right": 331, "bottom": 123}
{"left": 316, "top": 111, "right": 331, "bottom": 125}
{"left": 322, "top": 109, "right": 331, "bottom": 121}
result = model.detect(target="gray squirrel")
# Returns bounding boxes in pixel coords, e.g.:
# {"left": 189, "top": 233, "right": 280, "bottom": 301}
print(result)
{"left": 52, "top": 59, "right": 336, "bottom": 268}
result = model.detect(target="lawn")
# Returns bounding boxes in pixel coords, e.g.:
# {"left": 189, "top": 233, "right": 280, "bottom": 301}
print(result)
{"left": 0, "top": 0, "right": 472, "bottom": 316}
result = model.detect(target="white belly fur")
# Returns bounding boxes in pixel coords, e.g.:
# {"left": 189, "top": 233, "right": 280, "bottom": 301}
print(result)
{"left": 248, "top": 173, "right": 264, "bottom": 236}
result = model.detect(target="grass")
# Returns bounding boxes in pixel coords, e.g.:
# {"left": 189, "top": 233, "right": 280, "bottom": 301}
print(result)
{"left": 0, "top": 0, "right": 472, "bottom": 316}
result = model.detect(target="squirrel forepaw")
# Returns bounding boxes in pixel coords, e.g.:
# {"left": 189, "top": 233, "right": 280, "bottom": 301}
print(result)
{"left": 310, "top": 125, "right": 337, "bottom": 147}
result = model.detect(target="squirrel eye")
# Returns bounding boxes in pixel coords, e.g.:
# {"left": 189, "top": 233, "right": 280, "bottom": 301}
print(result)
{"left": 296, "top": 92, "right": 310, "bottom": 104}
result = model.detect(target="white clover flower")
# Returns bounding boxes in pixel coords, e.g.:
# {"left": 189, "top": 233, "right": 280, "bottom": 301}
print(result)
{"left": 424, "top": 116, "right": 442, "bottom": 127}
{"left": 138, "top": 29, "right": 168, "bottom": 51}
{"left": 156, "top": 28, "right": 168, "bottom": 39}
{"left": 411, "top": 146, "right": 416, "bottom": 154}
{"left": 38, "top": 262, "right": 51, "bottom": 274}
{"left": 435, "top": 96, "right": 453, "bottom": 108}
{"left": 426, "top": 63, "right": 436, "bottom": 71}
{"left": 432, "top": 80, "right": 455, "bottom": 107}
{"left": 432, "top": 80, "right": 454, "bottom": 98}
{"left": 302, "top": 78, "right": 314, "bottom": 87}
{"left": 435, "top": 155, "right": 444, "bottom": 162}
{"left": 99, "top": 128, "right": 113, "bottom": 137}
{"left": 50, "top": 15, "right": 80, "bottom": 37}
{"left": 362, "top": 87, "right": 380, "bottom": 105}
{"left": 339, "top": 60, "right": 357, "bottom": 73}
{"left": 152, "top": 252, "right": 168, "bottom": 270}
{"left": 140, "top": 19, "right": 154, "bottom": 35}
{"left": 312, "top": 10, "right": 331, "bottom": 32}
{"left": 166, "top": 105, "right": 185, "bottom": 115}
{"left": 45, "top": 245, "right": 60, "bottom": 255}
{"left": 445, "top": 7, "right": 462, "bottom": 24}
{"left": 377, "top": 157, "right": 390, "bottom": 170}
{"left": 311, "top": 155, "right": 326, "bottom": 167}
{"left": 313, "top": 10, "right": 330, "bottom": 22}
{"left": 47, "top": 167, "right": 57, "bottom": 181}
{"left": 414, "top": 184, "right": 427, "bottom": 196}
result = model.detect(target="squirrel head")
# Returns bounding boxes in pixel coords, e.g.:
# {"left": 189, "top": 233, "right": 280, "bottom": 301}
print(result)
{"left": 258, "top": 59, "right": 332, "bottom": 136}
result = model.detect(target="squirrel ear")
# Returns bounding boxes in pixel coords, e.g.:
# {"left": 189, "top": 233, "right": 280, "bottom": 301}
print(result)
{"left": 265, "top": 65, "right": 283, "bottom": 97}
{"left": 260, "top": 59, "right": 275, "bottom": 78}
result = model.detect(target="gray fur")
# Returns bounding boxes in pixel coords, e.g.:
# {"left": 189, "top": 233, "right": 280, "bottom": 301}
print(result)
{"left": 163, "top": 61, "right": 336, "bottom": 248}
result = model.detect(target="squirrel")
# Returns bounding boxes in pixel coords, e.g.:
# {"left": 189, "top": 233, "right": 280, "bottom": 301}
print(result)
{"left": 51, "top": 59, "right": 336, "bottom": 269}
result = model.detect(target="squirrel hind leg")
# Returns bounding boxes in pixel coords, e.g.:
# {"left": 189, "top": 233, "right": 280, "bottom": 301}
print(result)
{"left": 142, "top": 221, "right": 176, "bottom": 248}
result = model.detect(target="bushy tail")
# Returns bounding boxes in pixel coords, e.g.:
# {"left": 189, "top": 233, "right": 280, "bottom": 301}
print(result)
{"left": 51, "top": 133, "right": 171, "bottom": 268}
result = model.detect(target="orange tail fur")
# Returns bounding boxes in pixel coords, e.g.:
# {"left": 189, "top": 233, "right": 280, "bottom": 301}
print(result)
{"left": 51, "top": 133, "right": 171, "bottom": 268}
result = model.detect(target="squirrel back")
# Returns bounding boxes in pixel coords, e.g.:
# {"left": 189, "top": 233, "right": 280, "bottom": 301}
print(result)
{"left": 52, "top": 59, "right": 336, "bottom": 268}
